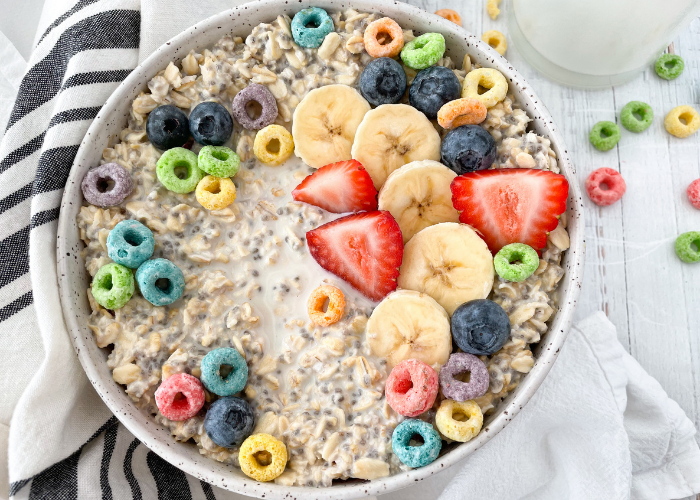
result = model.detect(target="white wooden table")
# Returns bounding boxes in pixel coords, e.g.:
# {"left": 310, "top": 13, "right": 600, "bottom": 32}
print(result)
{"left": 404, "top": 0, "right": 700, "bottom": 441}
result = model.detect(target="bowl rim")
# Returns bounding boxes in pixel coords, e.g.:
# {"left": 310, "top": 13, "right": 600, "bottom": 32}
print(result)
{"left": 56, "top": 1, "right": 585, "bottom": 498}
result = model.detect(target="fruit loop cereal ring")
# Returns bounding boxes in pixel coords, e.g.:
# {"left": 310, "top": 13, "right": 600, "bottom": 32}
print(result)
{"left": 200, "top": 347, "right": 248, "bottom": 396}
{"left": 154, "top": 372, "right": 205, "bottom": 421}
{"left": 81, "top": 163, "right": 133, "bottom": 207}
{"left": 238, "top": 433, "right": 288, "bottom": 482}
{"left": 487, "top": 0, "right": 502, "bottom": 19}
{"left": 585, "top": 167, "right": 626, "bottom": 206}
{"left": 107, "top": 220, "right": 155, "bottom": 269}
{"left": 364, "top": 17, "right": 404, "bottom": 58}
{"left": 254, "top": 124, "right": 294, "bottom": 165}
{"left": 664, "top": 105, "right": 700, "bottom": 138}
{"left": 655, "top": 53, "right": 684, "bottom": 80}
{"left": 135, "top": 258, "right": 185, "bottom": 306}
{"left": 435, "top": 399, "right": 483, "bottom": 442}
{"left": 494, "top": 243, "right": 540, "bottom": 282}
{"left": 675, "top": 231, "right": 700, "bottom": 264}
{"left": 385, "top": 359, "right": 439, "bottom": 417}
{"left": 439, "top": 353, "right": 489, "bottom": 402}
{"left": 291, "top": 7, "right": 334, "bottom": 48}
{"left": 482, "top": 30, "right": 507, "bottom": 56}
{"left": 195, "top": 175, "right": 237, "bottom": 211}
{"left": 391, "top": 419, "right": 442, "bottom": 468}
{"left": 400, "top": 33, "right": 446, "bottom": 70}
{"left": 687, "top": 179, "right": 700, "bottom": 210}
{"left": 307, "top": 285, "right": 345, "bottom": 326}
{"left": 198, "top": 146, "right": 241, "bottom": 178}
{"left": 92, "top": 263, "right": 134, "bottom": 310}
{"left": 437, "top": 97, "right": 487, "bottom": 129}
{"left": 204, "top": 397, "right": 255, "bottom": 448}
{"left": 156, "top": 147, "right": 204, "bottom": 193}
{"left": 589, "top": 121, "right": 621, "bottom": 151}
{"left": 435, "top": 9, "right": 461, "bottom": 26}
{"left": 461, "top": 68, "right": 508, "bottom": 109}
{"left": 620, "top": 101, "right": 653, "bottom": 133}
{"left": 231, "top": 84, "right": 279, "bottom": 131}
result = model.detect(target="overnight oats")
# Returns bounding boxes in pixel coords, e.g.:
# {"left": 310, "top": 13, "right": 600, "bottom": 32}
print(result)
{"left": 77, "top": 7, "right": 571, "bottom": 487}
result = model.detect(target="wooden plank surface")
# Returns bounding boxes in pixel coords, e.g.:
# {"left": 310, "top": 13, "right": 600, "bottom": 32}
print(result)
{"left": 405, "top": 0, "right": 700, "bottom": 437}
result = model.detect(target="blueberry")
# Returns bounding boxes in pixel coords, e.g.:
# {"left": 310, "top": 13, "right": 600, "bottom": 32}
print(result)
{"left": 409, "top": 66, "right": 461, "bottom": 119}
{"left": 203, "top": 396, "right": 255, "bottom": 448}
{"left": 359, "top": 57, "right": 407, "bottom": 106}
{"left": 146, "top": 105, "right": 190, "bottom": 151}
{"left": 441, "top": 125, "right": 497, "bottom": 174}
{"left": 451, "top": 299, "right": 510, "bottom": 356}
{"left": 189, "top": 101, "right": 234, "bottom": 146}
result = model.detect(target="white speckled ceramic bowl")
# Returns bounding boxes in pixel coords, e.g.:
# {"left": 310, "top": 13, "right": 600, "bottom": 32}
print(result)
{"left": 57, "top": 1, "right": 585, "bottom": 498}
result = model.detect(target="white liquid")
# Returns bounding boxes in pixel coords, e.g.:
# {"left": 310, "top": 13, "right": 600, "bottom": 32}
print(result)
{"left": 510, "top": 0, "right": 700, "bottom": 87}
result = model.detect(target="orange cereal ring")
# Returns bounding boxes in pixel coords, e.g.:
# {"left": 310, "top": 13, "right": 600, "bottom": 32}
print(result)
{"left": 307, "top": 285, "right": 345, "bottom": 326}
{"left": 435, "top": 9, "right": 462, "bottom": 26}
{"left": 437, "top": 98, "right": 488, "bottom": 129}
{"left": 364, "top": 18, "right": 404, "bottom": 58}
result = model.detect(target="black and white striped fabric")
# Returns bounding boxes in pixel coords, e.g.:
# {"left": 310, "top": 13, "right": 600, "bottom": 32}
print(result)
{"left": 0, "top": 0, "right": 242, "bottom": 498}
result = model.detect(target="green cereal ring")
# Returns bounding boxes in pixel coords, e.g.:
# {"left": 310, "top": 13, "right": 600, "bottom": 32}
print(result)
{"left": 198, "top": 146, "right": 240, "bottom": 178}
{"left": 494, "top": 243, "right": 540, "bottom": 282}
{"left": 589, "top": 121, "right": 621, "bottom": 152}
{"left": 91, "top": 263, "right": 135, "bottom": 310}
{"left": 156, "top": 147, "right": 204, "bottom": 193}
{"left": 655, "top": 54, "right": 684, "bottom": 81}
{"left": 400, "top": 33, "right": 446, "bottom": 70}
{"left": 675, "top": 231, "right": 700, "bottom": 263}
{"left": 620, "top": 101, "right": 654, "bottom": 133}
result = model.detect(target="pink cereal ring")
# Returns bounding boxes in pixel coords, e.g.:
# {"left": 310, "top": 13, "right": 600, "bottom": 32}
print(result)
{"left": 687, "top": 179, "right": 700, "bottom": 210}
{"left": 585, "top": 168, "right": 626, "bottom": 206}
{"left": 364, "top": 18, "right": 404, "bottom": 58}
{"left": 385, "top": 359, "right": 439, "bottom": 417}
{"left": 155, "top": 372, "right": 205, "bottom": 421}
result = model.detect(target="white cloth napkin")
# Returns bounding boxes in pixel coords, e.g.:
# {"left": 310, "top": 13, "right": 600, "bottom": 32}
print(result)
{"left": 2, "top": 1, "right": 700, "bottom": 499}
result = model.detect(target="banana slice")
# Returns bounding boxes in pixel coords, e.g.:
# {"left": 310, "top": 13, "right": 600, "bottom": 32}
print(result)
{"left": 292, "top": 84, "right": 371, "bottom": 168}
{"left": 351, "top": 104, "right": 441, "bottom": 190}
{"left": 378, "top": 160, "right": 460, "bottom": 244}
{"left": 367, "top": 289, "right": 451, "bottom": 370}
{"left": 398, "top": 222, "right": 494, "bottom": 315}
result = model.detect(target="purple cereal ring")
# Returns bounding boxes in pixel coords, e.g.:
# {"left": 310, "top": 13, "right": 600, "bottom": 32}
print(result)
{"left": 231, "top": 84, "right": 278, "bottom": 130}
{"left": 439, "top": 353, "right": 489, "bottom": 402}
{"left": 81, "top": 163, "right": 133, "bottom": 207}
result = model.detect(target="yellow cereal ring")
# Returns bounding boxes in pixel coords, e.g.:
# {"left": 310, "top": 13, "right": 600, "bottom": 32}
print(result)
{"left": 195, "top": 175, "right": 236, "bottom": 210}
{"left": 487, "top": 0, "right": 501, "bottom": 20}
{"left": 462, "top": 68, "right": 508, "bottom": 109}
{"left": 254, "top": 125, "right": 294, "bottom": 165}
{"left": 437, "top": 97, "right": 488, "bottom": 129}
{"left": 307, "top": 285, "right": 345, "bottom": 326}
{"left": 482, "top": 30, "right": 507, "bottom": 56}
{"left": 238, "top": 433, "right": 288, "bottom": 482}
{"left": 664, "top": 105, "right": 700, "bottom": 138}
{"left": 435, "top": 399, "right": 483, "bottom": 442}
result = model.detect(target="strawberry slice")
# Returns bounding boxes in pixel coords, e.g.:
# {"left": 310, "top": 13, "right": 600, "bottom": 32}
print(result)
{"left": 451, "top": 168, "right": 569, "bottom": 253}
{"left": 292, "top": 160, "right": 378, "bottom": 214}
{"left": 306, "top": 211, "right": 403, "bottom": 301}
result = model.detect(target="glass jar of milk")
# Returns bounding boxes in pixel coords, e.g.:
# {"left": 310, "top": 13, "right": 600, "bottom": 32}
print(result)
{"left": 508, "top": 0, "right": 700, "bottom": 88}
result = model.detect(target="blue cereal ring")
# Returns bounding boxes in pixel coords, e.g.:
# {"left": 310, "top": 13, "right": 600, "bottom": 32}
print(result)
{"left": 392, "top": 419, "right": 442, "bottom": 468}
{"left": 291, "top": 8, "right": 334, "bottom": 48}
{"left": 135, "top": 258, "right": 185, "bottom": 306}
{"left": 200, "top": 347, "right": 249, "bottom": 396}
{"left": 107, "top": 220, "right": 155, "bottom": 269}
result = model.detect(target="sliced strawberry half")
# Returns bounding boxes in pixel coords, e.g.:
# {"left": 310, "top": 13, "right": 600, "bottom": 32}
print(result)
{"left": 451, "top": 168, "right": 569, "bottom": 253}
{"left": 292, "top": 159, "right": 378, "bottom": 214}
{"left": 306, "top": 211, "right": 403, "bottom": 301}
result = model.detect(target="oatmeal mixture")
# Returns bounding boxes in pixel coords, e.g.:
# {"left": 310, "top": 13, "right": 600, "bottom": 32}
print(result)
{"left": 78, "top": 8, "right": 570, "bottom": 487}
